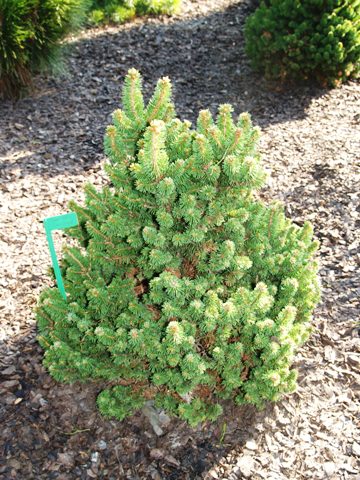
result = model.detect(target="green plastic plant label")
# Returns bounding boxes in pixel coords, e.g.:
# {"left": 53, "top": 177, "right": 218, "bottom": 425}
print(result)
{"left": 43, "top": 212, "right": 78, "bottom": 300}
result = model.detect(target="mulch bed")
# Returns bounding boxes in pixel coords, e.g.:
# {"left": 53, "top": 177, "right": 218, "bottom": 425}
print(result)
{"left": 0, "top": 0, "right": 359, "bottom": 478}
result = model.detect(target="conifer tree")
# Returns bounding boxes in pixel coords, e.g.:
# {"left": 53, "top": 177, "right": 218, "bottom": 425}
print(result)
{"left": 245, "top": 0, "right": 360, "bottom": 87}
{"left": 37, "top": 69, "right": 321, "bottom": 426}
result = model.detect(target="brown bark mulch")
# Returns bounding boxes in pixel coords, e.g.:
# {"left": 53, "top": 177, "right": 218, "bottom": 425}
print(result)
{"left": 0, "top": 1, "right": 359, "bottom": 479}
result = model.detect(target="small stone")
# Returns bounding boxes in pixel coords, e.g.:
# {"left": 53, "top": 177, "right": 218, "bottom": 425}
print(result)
{"left": 236, "top": 455, "right": 255, "bottom": 478}
{"left": 208, "top": 470, "right": 219, "bottom": 479}
{"left": 57, "top": 452, "right": 75, "bottom": 467}
{"left": 245, "top": 440, "right": 258, "bottom": 450}
{"left": 97, "top": 440, "right": 107, "bottom": 450}
{"left": 91, "top": 452, "right": 100, "bottom": 464}
{"left": 143, "top": 401, "right": 170, "bottom": 436}
{"left": 323, "top": 462, "right": 336, "bottom": 476}
{"left": 158, "top": 410, "right": 171, "bottom": 427}
{"left": 299, "top": 431, "right": 312, "bottom": 443}
{"left": 352, "top": 441, "right": 360, "bottom": 456}
{"left": 341, "top": 462, "right": 358, "bottom": 473}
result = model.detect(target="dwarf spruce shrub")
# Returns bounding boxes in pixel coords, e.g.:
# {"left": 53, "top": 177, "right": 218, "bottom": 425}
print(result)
{"left": 37, "top": 70, "right": 320, "bottom": 426}
{"left": 245, "top": 0, "right": 360, "bottom": 87}
{"left": 0, "top": 0, "right": 88, "bottom": 98}
{"left": 88, "top": 0, "right": 181, "bottom": 25}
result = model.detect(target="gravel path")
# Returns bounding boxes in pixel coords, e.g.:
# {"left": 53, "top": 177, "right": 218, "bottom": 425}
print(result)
{"left": 0, "top": 1, "right": 359, "bottom": 478}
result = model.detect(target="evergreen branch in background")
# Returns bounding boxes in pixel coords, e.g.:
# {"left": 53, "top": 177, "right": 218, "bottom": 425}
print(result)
{"left": 0, "top": 0, "right": 181, "bottom": 98}
{"left": 245, "top": 0, "right": 360, "bottom": 87}
{"left": 0, "top": 0, "right": 89, "bottom": 98}
{"left": 88, "top": 0, "right": 181, "bottom": 25}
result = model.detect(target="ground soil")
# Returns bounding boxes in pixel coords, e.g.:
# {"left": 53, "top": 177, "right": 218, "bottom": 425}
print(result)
{"left": 0, "top": 0, "right": 359, "bottom": 479}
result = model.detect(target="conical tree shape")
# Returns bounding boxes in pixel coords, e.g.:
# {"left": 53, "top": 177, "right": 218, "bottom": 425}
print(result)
{"left": 37, "top": 70, "right": 320, "bottom": 426}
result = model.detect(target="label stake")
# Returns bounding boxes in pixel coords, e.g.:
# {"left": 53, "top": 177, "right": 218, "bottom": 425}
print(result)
{"left": 43, "top": 212, "right": 79, "bottom": 300}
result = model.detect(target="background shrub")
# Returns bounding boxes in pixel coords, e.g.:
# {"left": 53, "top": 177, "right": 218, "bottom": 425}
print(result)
{"left": 37, "top": 70, "right": 320, "bottom": 427}
{"left": 245, "top": 0, "right": 360, "bottom": 87}
{"left": 88, "top": 0, "right": 181, "bottom": 25}
{"left": 0, "top": 0, "right": 88, "bottom": 98}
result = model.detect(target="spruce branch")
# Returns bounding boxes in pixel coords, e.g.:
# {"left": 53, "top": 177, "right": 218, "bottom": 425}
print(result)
{"left": 37, "top": 70, "right": 320, "bottom": 427}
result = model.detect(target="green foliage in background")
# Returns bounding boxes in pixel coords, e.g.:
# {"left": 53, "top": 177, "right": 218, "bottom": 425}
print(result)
{"left": 0, "top": 0, "right": 88, "bottom": 98}
{"left": 88, "top": 0, "right": 181, "bottom": 25}
{"left": 37, "top": 70, "right": 320, "bottom": 427}
{"left": 245, "top": 0, "right": 360, "bottom": 87}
